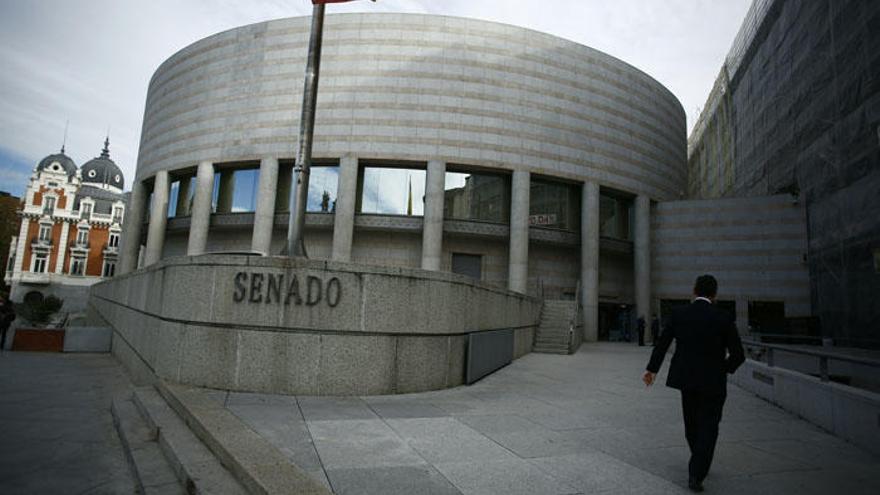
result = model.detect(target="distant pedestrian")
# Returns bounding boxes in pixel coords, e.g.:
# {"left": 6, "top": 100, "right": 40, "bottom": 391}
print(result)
{"left": 651, "top": 314, "right": 660, "bottom": 346}
{"left": 642, "top": 275, "right": 745, "bottom": 493}
{"left": 0, "top": 293, "right": 16, "bottom": 351}
{"left": 637, "top": 316, "right": 646, "bottom": 346}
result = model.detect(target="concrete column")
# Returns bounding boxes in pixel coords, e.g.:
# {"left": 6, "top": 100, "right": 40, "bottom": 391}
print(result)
{"left": 634, "top": 194, "right": 651, "bottom": 325}
{"left": 421, "top": 160, "right": 446, "bottom": 271}
{"left": 175, "top": 175, "right": 192, "bottom": 217}
{"left": 118, "top": 181, "right": 146, "bottom": 275}
{"left": 143, "top": 170, "right": 170, "bottom": 267}
{"left": 187, "top": 161, "right": 214, "bottom": 256}
{"left": 251, "top": 157, "right": 279, "bottom": 255}
{"left": 12, "top": 218, "right": 30, "bottom": 274}
{"left": 581, "top": 181, "right": 600, "bottom": 342}
{"left": 216, "top": 170, "right": 234, "bottom": 213}
{"left": 508, "top": 170, "right": 530, "bottom": 294}
{"left": 54, "top": 222, "right": 70, "bottom": 274}
{"left": 331, "top": 155, "right": 358, "bottom": 262}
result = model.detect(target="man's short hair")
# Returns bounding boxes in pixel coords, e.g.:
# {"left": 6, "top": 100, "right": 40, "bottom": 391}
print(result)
{"left": 693, "top": 274, "right": 718, "bottom": 298}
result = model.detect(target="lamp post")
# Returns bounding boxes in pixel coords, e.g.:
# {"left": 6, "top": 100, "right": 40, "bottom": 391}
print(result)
{"left": 287, "top": 0, "right": 374, "bottom": 257}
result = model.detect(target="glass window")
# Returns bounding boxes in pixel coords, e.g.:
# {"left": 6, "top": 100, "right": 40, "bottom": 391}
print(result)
{"left": 359, "top": 167, "right": 425, "bottom": 216}
{"left": 109, "top": 233, "right": 120, "bottom": 248}
{"left": 444, "top": 172, "right": 510, "bottom": 224}
{"left": 70, "top": 256, "right": 85, "bottom": 276}
{"left": 76, "top": 229, "right": 88, "bottom": 246}
{"left": 102, "top": 260, "right": 116, "bottom": 278}
{"left": 307, "top": 166, "right": 339, "bottom": 213}
{"left": 168, "top": 181, "right": 180, "bottom": 217}
{"left": 112, "top": 206, "right": 124, "bottom": 224}
{"left": 529, "top": 179, "right": 580, "bottom": 231}
{"left": 81, "top": 203, "right": 92, "bottom": 219}
{"left": 212, "top": 169, "right": 259, "bottom": 213}
{"left": 600, "top": 194, "right": 632, "bottom": 240}
{"left": 275, "top": 164, "right": 340, "bottom": 213}
{"left": 33, "top": 253, "right": 47, "bottom": 273}
{"left": 38, "top": 225, "right": 51, "bottom": 242}
{"left": 43, "top": 196, "right": 56, "bottom": 215}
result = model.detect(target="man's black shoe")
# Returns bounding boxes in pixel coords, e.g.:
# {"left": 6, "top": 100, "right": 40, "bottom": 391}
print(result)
{"left": 688, "top": 478, "right": 704, "bottom": 492}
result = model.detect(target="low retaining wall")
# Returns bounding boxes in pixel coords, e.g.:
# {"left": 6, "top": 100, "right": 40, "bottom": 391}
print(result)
{"left": 732, "top": 359, "right": 880, "bottom": 456}
{"left": 90, "top": 254, "right": 540, "bottom": 395}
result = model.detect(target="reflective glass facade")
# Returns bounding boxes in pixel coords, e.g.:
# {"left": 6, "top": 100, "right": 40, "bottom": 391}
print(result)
{"left": 307, "top": 166, "right": 339, "bottom": 213}
{"left": 529, "top": 179, "right": 580, "bottom": 231}
{"left": 444, "top": 172, "right": 510, "bottom": 224}
{"left": 212, "top": 168, "right": 259, "bottom": 213}
{"left": 168, "top": 176, "right": 194, "bottom": 217}
{"left": 359, "top": 167, "right": 426, "bottom": 216}
{"left": 600, "top": 194, "right": 632, "bottom": 240}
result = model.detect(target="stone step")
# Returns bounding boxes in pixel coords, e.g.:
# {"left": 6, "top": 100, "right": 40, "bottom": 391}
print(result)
{"left": 111, "top": 395, "right": 186, "bottom": 495}
{"left": 156, "top": 381, "right": 331, "bottom": 495}
{"left": 543, "top": 300, "right": 576, "bottom": 306}
{"left": 536, "top": 335, "right": 570, "bottom": 344}
{"left": 533, "top": 345, "right": 570, "bottom": 354}
{"left": 133, "top": 387, "right": 249, "bottom": 495}
{"left": 536, "top": 328, "right": 570, "bottom": 336}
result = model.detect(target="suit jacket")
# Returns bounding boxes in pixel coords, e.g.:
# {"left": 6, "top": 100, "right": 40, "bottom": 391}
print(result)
{"left": 646, "top": 300, "right": 745, "bottom": 394}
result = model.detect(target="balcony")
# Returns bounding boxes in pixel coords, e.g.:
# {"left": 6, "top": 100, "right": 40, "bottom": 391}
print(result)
{"left": 20, "top": 271, "right": 50, "bottom": 285}
{"left": 103, "top": 243, "right": 119, "bottom": 256}
{"left": 70, "top": 241, "right": 90, "bottom": 252}
{"left": 30, "top": 236, "right": 53, "bottom": 248}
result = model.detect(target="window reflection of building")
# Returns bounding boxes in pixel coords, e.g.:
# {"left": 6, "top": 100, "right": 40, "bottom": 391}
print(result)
{"left": 272, "top": 164, "right": 339, "bottom": 214}
{"left": 529, "top": 179, "right": 580, "bottom": 231}
{"left": 444, "top": 172, "right": 510, "bottom": 224}
{"left": 600, "top": 194, "right": 633, "bottom": 240}
{"left": 308, "top": 166, "right": 339, "bottom": 213}
{"left": 358, "top": 167, "right": 425, "bottom": 216}
{"left": 168, "top": 175, "right": 194, "bottom": 218}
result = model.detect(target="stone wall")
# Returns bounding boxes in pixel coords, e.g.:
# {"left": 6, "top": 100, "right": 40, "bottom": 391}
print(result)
{"left": 137, "top": 13, "right": 686, "bottom": 200}
{"left": 90, "top": 254, "right": 540, "bottom": 395}
{"left": 652, "top": 194, "right": 811, "bottom": 325}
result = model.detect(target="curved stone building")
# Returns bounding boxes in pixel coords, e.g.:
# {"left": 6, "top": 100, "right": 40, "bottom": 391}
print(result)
{"left": 120, "top": 13, "right": 687, "bottom": 342}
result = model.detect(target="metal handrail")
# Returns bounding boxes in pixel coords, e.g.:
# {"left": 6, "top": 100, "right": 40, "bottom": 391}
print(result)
{"left": 568, "top": 280, "right": 581, "bottom": 353}
{"left": 742, "top": 339, "right": 880, "bottom": 382}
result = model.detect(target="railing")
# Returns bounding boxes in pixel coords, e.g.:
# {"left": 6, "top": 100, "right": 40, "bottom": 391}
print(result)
{"left": 568, "top": 279, "right": 581, "bottom": 352}
{"left": 742, "top": 339, "right": 880, "bottom": 382}
{"left": 31, "top": 236, "right": 52, "bottom": 247}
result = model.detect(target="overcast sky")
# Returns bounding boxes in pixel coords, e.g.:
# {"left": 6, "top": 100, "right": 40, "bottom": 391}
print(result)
{"left": 0, "top": 0, "right": 751, "bottom": 196}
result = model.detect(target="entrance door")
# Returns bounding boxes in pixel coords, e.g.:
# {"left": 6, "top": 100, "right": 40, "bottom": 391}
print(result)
{"left": 598, "top": 303, "right": 632, "bottom": 341}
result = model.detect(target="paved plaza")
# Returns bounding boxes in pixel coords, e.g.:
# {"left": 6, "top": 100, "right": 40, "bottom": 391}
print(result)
{"left": 0, "top": 352, "right": 135, "bottom": 494}
{"left": 221, "top": 343, "right": 880, "bottom": 495}
{"left": 1, "top": 344, "right": 879, "bottom": 494}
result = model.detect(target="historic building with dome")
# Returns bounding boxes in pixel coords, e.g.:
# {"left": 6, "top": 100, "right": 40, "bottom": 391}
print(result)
{"left": 4, "top": 138, "right": 127, "bottom": 313}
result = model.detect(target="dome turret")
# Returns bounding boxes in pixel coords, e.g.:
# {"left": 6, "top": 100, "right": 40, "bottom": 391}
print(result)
{"left": 80, "top": 137, "right": 124, "bottom": 193}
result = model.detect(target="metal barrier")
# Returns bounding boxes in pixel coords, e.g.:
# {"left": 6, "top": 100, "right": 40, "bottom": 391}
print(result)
{"left": 742, "top": 339, "right": 880, "bottom": 382}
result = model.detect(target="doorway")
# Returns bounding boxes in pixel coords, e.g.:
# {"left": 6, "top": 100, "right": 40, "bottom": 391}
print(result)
{"left": 598, "top": 303, "right": 633, "bottom": 342}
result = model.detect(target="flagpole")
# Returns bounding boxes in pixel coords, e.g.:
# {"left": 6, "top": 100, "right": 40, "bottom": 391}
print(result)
{"left": 287, "top": 3, "right": 326, "bottom": 257}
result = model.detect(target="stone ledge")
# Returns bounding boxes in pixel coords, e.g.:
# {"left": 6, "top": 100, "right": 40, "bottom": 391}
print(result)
{"left": 157, "top": 381, "right": 331, "bottom": 495}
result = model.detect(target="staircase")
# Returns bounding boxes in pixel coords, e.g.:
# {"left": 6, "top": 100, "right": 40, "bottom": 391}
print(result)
{"left": 534, "top": 300, "right": 579, "bottom": 354}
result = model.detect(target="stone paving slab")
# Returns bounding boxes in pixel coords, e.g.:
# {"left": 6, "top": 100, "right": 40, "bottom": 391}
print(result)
{"left": 227, "top": 343, "right": 880, "bottom": 494}
{"left": 0, "top": 352, "right": 136, "bottom": 494}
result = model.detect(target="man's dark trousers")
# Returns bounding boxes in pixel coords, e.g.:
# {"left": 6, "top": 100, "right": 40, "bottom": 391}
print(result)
{"left": 681, "top": 389, "right": 726, "bottom": 481}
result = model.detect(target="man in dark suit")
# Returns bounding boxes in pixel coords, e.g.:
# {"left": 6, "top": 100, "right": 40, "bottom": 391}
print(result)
{"left": 642, "top": 275, "right": 745, "bottom": 492}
